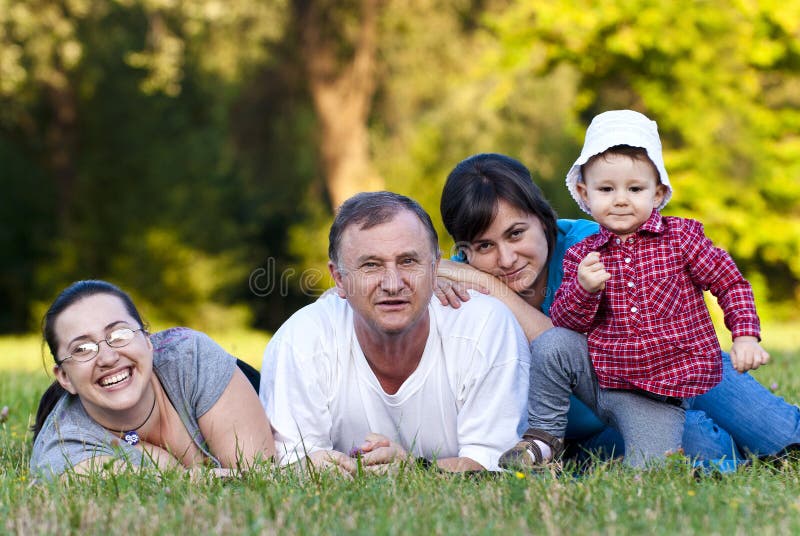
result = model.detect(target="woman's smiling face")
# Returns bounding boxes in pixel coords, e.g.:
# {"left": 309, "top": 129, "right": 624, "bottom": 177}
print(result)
{"left": 53, "top": 293, "right": 153, "bottom": 421}
{"left": 464, "top": 199, "right": 550, "bottom": 303}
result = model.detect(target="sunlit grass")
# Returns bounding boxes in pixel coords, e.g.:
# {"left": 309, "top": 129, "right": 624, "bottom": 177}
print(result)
{"left": 758, "top": 322, "right": 800, "bottom": 354}
{"left": 0, "top": 327, "right": 271, "bottom": 374}
{"left": 712, "top": 320, "right": 800, "bottom": 401}
{"left": 2, "top": 427, "right": 800, "bottom": 534}
{"left": 201, "top": 327, "right": 271, "bottom": 369}
{"left": 1, "top": 328, "right": 799, "bottom": 534}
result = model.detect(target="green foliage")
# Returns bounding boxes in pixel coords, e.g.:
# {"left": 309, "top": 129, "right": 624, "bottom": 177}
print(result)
{"left": 0, "top": 138, "right": 56, "bottom": 332}
{"left": 108, "top": 228, "right": 253, "bottom": 331}
{"left": 481, "top": 0, "right": 800, "bottom": 318}
{"left": 373, "top": 1, "right": 582, "bottom": 245}
{"left": 1, "top": 0, "right": 293, "bottom": 332}
{"left": 1, "top": 0, "right": 800, "bottom": 332}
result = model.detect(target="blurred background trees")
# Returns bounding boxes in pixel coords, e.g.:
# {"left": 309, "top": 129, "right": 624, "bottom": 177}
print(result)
{"left": 2, "top": 0, "right": 799, "bottom": 333}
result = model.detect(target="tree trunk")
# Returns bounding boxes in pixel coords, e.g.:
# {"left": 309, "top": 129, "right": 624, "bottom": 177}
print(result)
{"left": 294, "top": 0, "right": 384, "bottom": 209}
{"left": 45, "top": 73, "right": 79, "bottom": 230}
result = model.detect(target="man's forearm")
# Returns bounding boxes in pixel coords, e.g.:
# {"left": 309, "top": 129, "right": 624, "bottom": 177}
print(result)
{"left": 435, "top": 456, "right": 485, "bottom": 472}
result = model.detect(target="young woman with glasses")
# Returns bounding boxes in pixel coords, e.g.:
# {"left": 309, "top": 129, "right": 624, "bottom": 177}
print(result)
{"left": 30, "top": 280, "right": 275, "bottom": 480}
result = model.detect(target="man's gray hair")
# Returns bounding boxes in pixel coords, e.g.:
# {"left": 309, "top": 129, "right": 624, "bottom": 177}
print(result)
{"left": 328, "top": 191, "right": 439, "bottom": 267}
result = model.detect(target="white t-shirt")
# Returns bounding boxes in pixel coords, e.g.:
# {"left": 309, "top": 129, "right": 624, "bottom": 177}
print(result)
{"left": 259, "top": 291, "right": 530, "bottom": 471}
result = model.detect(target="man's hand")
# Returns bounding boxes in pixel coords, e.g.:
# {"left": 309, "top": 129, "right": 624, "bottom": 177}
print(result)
{"left": 351, "top": 433, "right": 409, "bottom": 474}
{"left": 730, "top": 336, "right": 770, "bottom": 373}
{"left": 577, "top": 252, "right": 610, "bottom": 293}
{"left": 304, "top": 450, "right": 358, "bottom": 477}
{"left": 349, "top": 433, "right": 486, "bottom": 474}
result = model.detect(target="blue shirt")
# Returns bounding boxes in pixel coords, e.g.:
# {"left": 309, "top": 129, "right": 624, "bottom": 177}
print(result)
{"left": 452, "top": 218, "right": 603, "bottom": 438}
{"left": 542, "top": 219, "right": 600, "bottom": 316}
{"left": 542, "top": 220, "right": 606, "bottom": 436}
{"left": 450, "top": 218, "right": 599, "bottom": 315}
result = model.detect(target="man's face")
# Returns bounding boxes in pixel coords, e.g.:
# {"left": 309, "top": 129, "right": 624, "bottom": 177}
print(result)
{"left": 329, "top": 210, "right": 438, "bottom": 337}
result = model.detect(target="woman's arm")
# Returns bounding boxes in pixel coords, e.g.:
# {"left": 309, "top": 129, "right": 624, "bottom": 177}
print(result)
{"left": 436, "top": 259, "right": 553, "bottom": 341}
{"left": 198, "top": 368, "right": 276, "bottom": 470}
{"left": 68, "top": 442, "right": 182, "bottom": 478}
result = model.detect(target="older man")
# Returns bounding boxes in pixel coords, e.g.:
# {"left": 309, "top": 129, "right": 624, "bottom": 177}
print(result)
{"left": 259, "top": 191, "right": 529, "bottom": 474}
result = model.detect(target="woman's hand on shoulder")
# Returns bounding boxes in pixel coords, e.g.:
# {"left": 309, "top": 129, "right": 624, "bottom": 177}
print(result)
{"left": 437, "top": 258, "right": 553, "bottom": 342}
{"left": 435, "top": 259, "right": 491, "bottom": 307}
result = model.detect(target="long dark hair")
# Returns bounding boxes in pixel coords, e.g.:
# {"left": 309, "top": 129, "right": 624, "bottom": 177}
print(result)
{"left": 440, "top": 153, "right": 558, "bottom": 260}
{"left": 32, "top": 280, "right": 145, "bottom": 441}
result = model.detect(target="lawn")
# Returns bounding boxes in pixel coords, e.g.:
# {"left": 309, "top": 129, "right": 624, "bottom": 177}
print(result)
{"left": 1, "top": 324, "right": 799, "bottom": 535}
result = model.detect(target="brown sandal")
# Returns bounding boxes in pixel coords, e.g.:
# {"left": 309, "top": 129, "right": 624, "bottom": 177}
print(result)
{"left": 498, "top": 428, "right": 565, "bottom": 470}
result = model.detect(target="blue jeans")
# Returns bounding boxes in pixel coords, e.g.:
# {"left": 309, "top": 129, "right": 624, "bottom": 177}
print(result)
{"left": 688, "top": 351, "right": 800, "bottom": 456}
{"left": 528, "top": 328, "right": 685, "bottom": 467}
{"left": 559, "top": 346, "right": 800, "bottom": 460}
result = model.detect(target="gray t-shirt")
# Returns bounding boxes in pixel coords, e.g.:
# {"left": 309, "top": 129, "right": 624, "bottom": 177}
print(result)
{"left": 30, "top": 328, "right": 236, "bottom": 479}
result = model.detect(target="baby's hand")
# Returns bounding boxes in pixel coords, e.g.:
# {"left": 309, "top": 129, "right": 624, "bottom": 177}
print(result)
{"left": 730, "top": 336, "right": 770, "bottom": 372}
{"left": 577, "top": 252, "right": 611, "bottom": 293}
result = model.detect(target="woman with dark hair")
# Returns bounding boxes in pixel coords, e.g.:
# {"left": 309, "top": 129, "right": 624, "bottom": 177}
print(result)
{"left": 437, "top": 153, "right": 800, "bottom": 464}
{"left": 31, "top": 280, "right": 275, "bottom": 480}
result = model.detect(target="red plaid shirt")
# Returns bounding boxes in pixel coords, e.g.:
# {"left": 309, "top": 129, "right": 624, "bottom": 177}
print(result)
{"left": 550, "top": 212, "right": 760, "bottom": 397}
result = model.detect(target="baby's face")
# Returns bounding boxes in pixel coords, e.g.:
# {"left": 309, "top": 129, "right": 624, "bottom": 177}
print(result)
{"left": 577, "top": 152, "right": 667, "bottom": 241}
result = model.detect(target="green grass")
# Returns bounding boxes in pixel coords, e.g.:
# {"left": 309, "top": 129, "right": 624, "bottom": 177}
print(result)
{"left": 1, "top": 327, "right": 799, "bottom": 534}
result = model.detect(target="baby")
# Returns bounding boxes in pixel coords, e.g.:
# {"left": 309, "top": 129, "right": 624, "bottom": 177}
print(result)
{"left": 506, "top": 110, "right": 769, "bottom": 469}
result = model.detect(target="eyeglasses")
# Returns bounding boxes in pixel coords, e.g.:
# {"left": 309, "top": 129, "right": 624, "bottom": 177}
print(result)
{"left": 58, "top": 327, "right": 146, "bottom": 365}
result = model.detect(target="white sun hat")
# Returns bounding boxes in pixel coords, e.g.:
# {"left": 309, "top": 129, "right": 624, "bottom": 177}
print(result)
{"left": 565, "top": 109, "right": 672, "bottom": 215}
